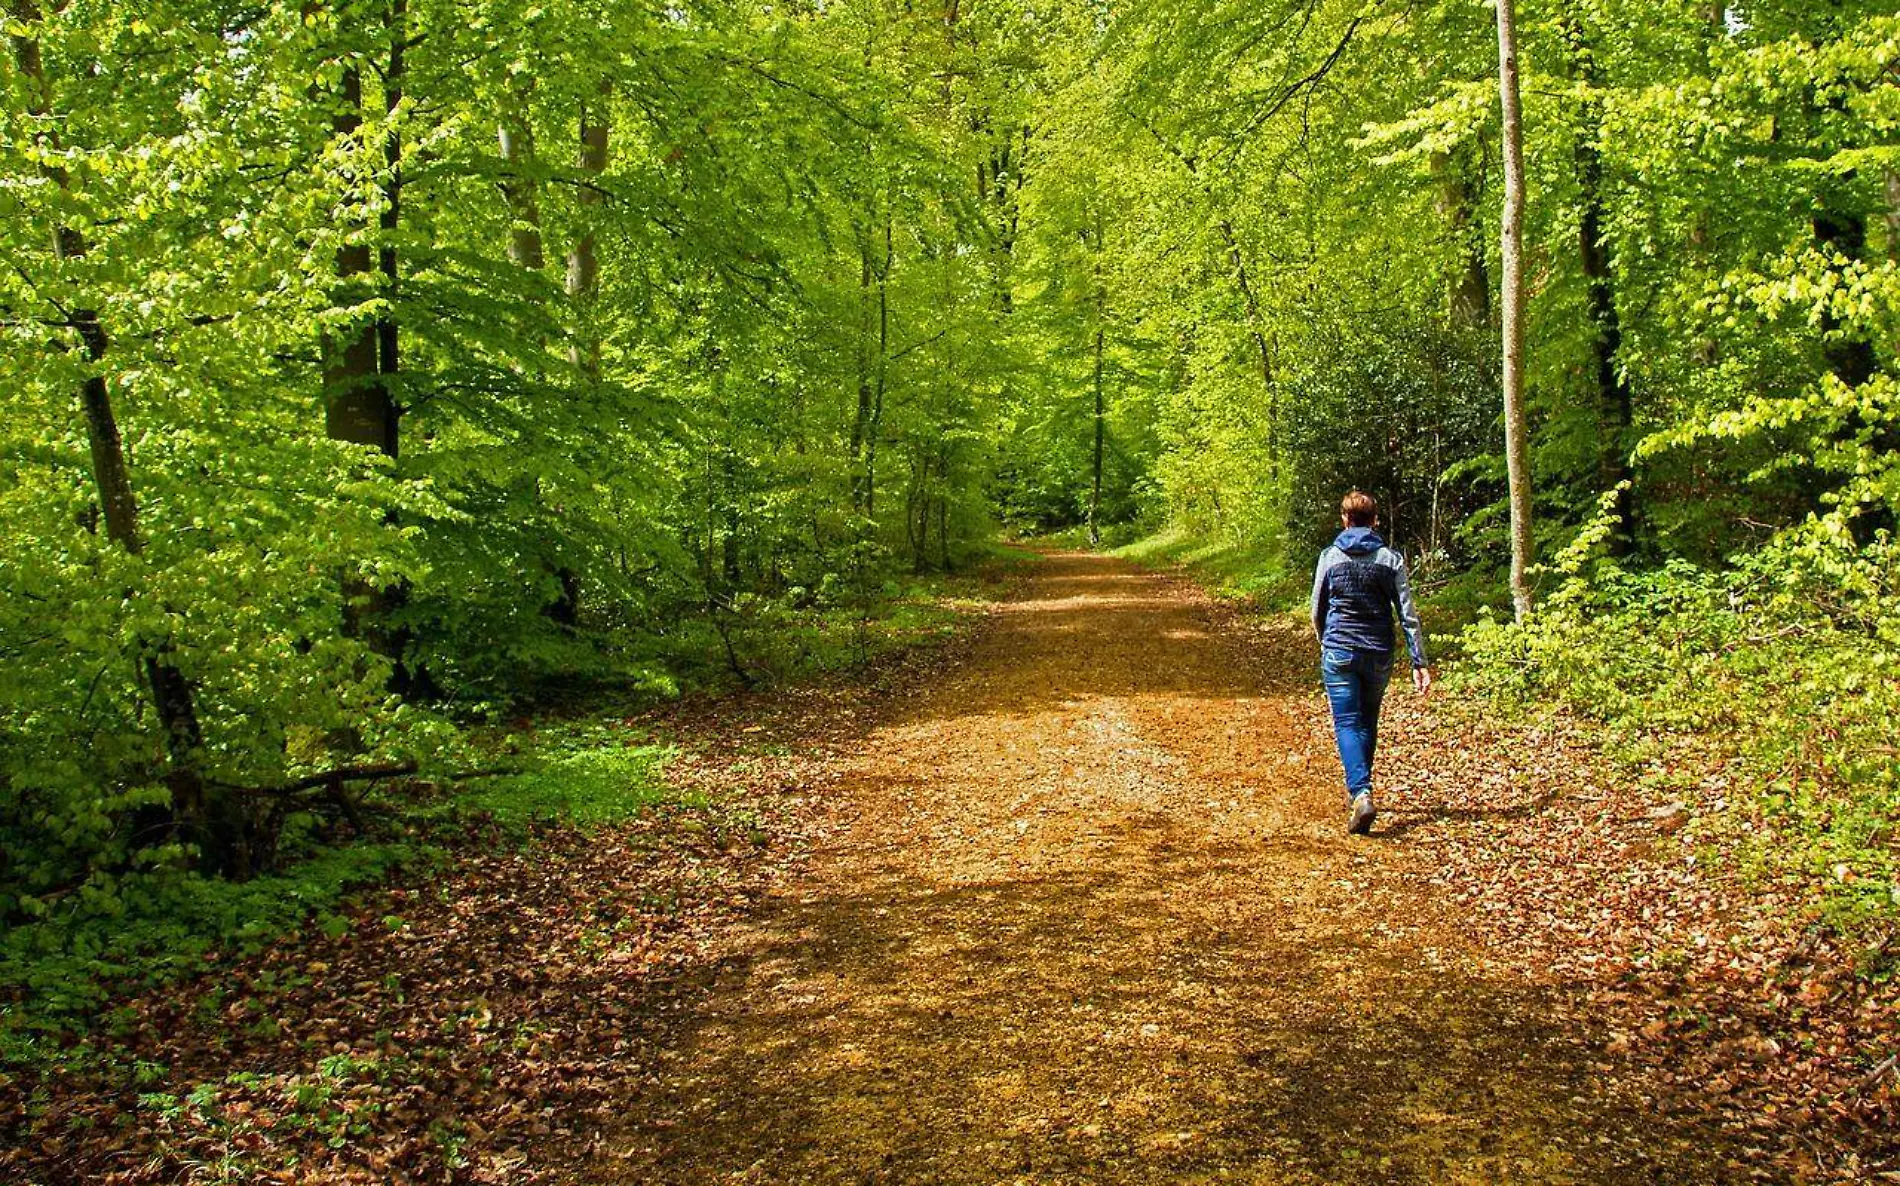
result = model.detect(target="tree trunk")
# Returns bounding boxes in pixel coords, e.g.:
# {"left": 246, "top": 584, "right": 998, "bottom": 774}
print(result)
{"left": 315, "top": 13, "right": 417, "bottom": 701}
{"left": 865, "top": 213, "right": 893, "bottom": 524}
{"left": 1495, "top": 0, "right": 1534, "bottom": 621}
{"left": 376, "top": 0, "right": 403, "bottom": 399}
{"left": 498, "top": 113, "right": 546, "bottom": 271}
{"left": 1565, "top": 19, "right": 1636, "bottom": 554}
{"left": 1090, "top": 325, "right": 1105, "bottom": 547}
{"left": 1884, "top": 169, "right": 1900, "bottom": 265}
{"left": 567, "top": 80, "right": 610, "bottom": 378}
{"left": 851, "top": 232, "right": 875, "bottom": 519}
{"left": 911, "top": 452, "right": 931, "bottom": 574}
{"left": 13, "top": 4, "right": 212, "bottom": 851}
{"left": 322, "top": 63, "right": 397, "bottom": 459}
{"left": 1431, "top": 149, "right": 1490, "bottom": 330}
{"left": 1088, "top": 207, "right": 1108, "bottom": 546}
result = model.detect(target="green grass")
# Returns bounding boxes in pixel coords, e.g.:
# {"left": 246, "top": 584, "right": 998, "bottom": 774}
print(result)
{"left": 455, "top": 726, "right": 676, "bottom": 830}
{"left": 1112, "top": 524, "right": 1303, "bottom": 610}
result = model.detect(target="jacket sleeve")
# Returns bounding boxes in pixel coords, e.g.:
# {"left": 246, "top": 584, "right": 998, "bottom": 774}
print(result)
{"left": 1386, "top": 550, "right": 1429, "bottom": 668}
{"left": 1310, "top": 550, "right": 1332, "bottom": 640}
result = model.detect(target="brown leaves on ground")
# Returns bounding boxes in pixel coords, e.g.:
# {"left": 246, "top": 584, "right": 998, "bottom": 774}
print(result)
{"left": 1367, "top": 692, "right": 1899, "bottom": 1181}
{"left": 3, "top": 552, "right": 1894, "bottom": 1184}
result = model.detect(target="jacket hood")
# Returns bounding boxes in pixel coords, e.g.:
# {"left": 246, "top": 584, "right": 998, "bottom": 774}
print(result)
{"left": 1333, "top": 526, "right": 1385, "bottom": 555}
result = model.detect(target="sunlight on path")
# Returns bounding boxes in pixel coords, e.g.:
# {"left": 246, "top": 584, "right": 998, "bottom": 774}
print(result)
{"left": 593, "top": 553, "right": 1747, "bottom": 1185}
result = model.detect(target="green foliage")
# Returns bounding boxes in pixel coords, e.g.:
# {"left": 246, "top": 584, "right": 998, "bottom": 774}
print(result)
{"left": 1113, "top": 526, "right": 1304, "bottom": 610}
{"left": 0, "top": 0, "right": 1033, "bottom": 952}
{"left": 453, "top": 730, "right": 672, "bottom": 830}
{"left": 1460, "top": 522, "right": 1900, "bottom": 935}
{"left": 3, "top": 0, "right": 1898, "bottom": 1050}
{"left": 0, "top": 840, "right": 425, "bottom": 1060}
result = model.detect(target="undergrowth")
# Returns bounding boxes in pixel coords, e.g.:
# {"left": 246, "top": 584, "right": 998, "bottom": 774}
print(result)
{"left": 1111, "top": 524, "right": 1305, "bottom": 608}
{"left": 0, "top": 569, "right": 992, "bottom": 1069}
{"left": 1458, "top": 521, "right": 1900, "bottom": 949}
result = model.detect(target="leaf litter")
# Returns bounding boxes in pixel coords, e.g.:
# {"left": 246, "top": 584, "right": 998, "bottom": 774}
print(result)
{"left": 4, "top": 552, "right": 1892, "bottom": 1184}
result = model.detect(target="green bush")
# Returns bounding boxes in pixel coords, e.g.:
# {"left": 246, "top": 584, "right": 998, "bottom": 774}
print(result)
{"left": 1460, "top": 522, "right": 1900, "bottom": 937}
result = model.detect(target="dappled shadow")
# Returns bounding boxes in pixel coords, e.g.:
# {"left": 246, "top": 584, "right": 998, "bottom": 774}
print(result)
{"left": 877, "top": 552, "right": 1314, "bottom": 725}
{"left": 599, "top": 817, "right": 1748, "bottom": 1185}
{"left": 588, "top": 553, "right": 1757, "bottom": 1185}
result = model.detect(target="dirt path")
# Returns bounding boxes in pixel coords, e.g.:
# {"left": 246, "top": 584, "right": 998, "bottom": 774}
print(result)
{"left": 596, "top": 552, "right": 1749, "bottom": 1185}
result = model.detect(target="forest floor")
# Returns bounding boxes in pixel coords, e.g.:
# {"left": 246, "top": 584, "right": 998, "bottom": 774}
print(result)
{"left": 8, "top": 551, "right": 1894, "bottom": 1184}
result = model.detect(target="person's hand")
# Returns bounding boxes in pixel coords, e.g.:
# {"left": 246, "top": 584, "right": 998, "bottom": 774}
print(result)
{"left": 1413, "top": 666, "right": 1433, "bottom": 694}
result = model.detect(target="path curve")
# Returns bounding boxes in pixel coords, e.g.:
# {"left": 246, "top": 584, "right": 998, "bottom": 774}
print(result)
{"left": 600, "top": 552, "right": 1748, "bottom": 1184}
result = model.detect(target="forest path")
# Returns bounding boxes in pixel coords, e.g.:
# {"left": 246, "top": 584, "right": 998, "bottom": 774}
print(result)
{"left": 599, "top": 552, "right": 1741, "bottom": 1185}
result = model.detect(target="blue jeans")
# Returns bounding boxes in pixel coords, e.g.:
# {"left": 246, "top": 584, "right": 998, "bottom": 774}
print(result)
{"left": 1321, "top": 647, "right": 1393, "bottom": 798}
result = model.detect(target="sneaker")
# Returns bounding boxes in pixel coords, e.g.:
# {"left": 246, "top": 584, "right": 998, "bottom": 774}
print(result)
{"left": 1348, "top": 792, "right": 1376, "bottom": 835}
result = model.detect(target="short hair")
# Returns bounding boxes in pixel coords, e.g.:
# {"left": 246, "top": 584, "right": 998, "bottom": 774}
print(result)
{"left": 1340, "top": 490, "right": 1378, "bottom": 526}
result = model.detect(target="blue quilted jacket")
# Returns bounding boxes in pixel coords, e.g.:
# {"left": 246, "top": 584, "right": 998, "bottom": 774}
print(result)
{"left": 1309, "top": 527, "right": 1429, "bottom": 668}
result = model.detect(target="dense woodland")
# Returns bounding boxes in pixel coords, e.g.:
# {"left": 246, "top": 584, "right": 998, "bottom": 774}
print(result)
{"left": 4, "top": 0, "right": 1898, "bottom": 1018}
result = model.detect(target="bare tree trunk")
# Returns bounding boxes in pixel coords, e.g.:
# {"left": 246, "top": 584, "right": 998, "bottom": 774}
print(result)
{"left": 567, "top": 80, "right": 610, "bottom": 378}
{"left": 1885, "top": 169, "right": 1900, "bottom": 265}
{"left": 1495, "top": 0, "right": 1534, "bottom": 621}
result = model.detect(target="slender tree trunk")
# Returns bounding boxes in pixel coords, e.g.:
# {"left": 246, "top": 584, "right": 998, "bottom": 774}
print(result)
{"left": 938, "top": 453, "right": 950, "bottom": 571}
{"left": 911, "top": 452, "right": 931, "bottom": 574}
{"left": 498, "top": 112, "right": 546, "bottom": 271}
{"left": 851, "top": 234, "right": 875, "bottom": 519}
{"left": 1090, "top": 324, "right": 1105, "bottom": 546}
{"left": 567, "top": 80, "right": 610, "bottom": 378}
{"left": 1885, "top": 169, "right": 1900, "bottom": 265}
{"left": 1565, "top": 19, "right": 1636, "bottom": 554}
{"left": 866, "top": 213, "right": 893, "bottom": 523}
{"left": 1086, "top": 207, "right": 1108, "bottom": 546}
{"left": 1495, "top": 0, "right": 1534, "bottom": 621}
{"left": 12, "top": 4, "right": 210, "bottom": 846}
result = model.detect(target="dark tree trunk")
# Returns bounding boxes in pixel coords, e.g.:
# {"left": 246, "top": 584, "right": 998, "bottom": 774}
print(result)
{"left": 851, "top": 229, "right": 875, "bottom": 519}
{"left": 321, "top": 18, "right": 414, "bottom": 695}
{"left": 14, "top": 4, "right": 214, "bottom": 857}
{"left": 322, "top": 65, "right": 398, "bottom": 460}
{"left": 1431, "top": 149, "right": 1491, "bottom": 330}
{"left": 1566, "top": 19, "right": 1636, "bottom": 554}
{"left": 863, "top": 214, "right": 893, "bottom": 523}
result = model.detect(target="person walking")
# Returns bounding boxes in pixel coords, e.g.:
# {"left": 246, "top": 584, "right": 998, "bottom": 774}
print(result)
{"left": 1310, "top": 490, "right": 1431, "bottom": 834}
